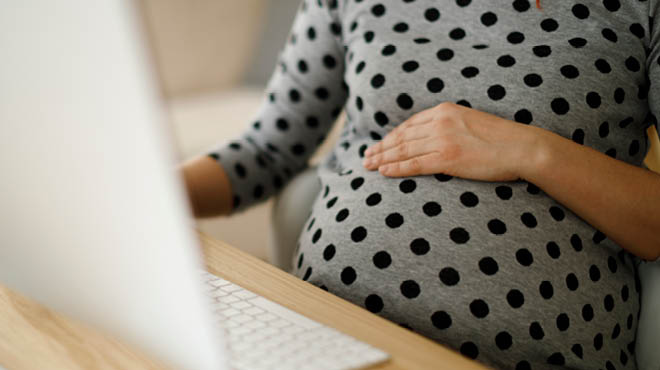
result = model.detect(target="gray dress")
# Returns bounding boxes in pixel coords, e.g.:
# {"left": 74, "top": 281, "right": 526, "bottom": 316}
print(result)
{"left": 210, "top": 0, "right": 660, "bottom": 368}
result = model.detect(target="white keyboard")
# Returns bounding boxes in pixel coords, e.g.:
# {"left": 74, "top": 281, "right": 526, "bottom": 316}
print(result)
{"left": 200, "top": 271, "right": 389, "bottom": 370}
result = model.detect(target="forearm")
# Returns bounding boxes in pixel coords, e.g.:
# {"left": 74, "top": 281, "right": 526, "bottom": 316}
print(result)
{"left": 521, "top": 126, "right": 660, "bottom": 261}
{"left": 180, "top": 156, "right": 233, "bottom": 218}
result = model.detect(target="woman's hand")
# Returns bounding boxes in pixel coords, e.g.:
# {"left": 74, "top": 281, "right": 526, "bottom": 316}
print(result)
{"left": 362, "top": 101, "right": 543, "bottom": 181}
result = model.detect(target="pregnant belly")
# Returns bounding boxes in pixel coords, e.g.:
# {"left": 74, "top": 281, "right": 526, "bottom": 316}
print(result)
{"left": 291, "top": 156, "right": 640, "bottom": 370}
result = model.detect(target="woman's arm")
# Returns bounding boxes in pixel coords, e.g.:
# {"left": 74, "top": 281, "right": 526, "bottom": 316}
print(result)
{"left": 362, "top": 102, "right": 660, "bottom": 261}
{"left": 523, "top": 127, "right": 660, "bottom": 261}
{"left": 180, "top": 156, "right": 233, "bottom": 217}
{"left": 182, "top": 0, "right": 348, "bottom": 217}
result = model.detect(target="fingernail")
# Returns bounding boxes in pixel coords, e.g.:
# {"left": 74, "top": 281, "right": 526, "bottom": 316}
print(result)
{"left": 365, "top": 148, "right": 373, "bottom": 156}
{"left": 363, "top": 158, "right": 371, "bottom": 168}
{"left": 379, "top": 165, "right": 389, "bottom": 174}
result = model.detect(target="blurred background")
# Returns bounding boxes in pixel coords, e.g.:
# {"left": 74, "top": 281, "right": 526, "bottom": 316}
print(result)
{"left": 137, "top": 0, "right": 660, "bottom": 262}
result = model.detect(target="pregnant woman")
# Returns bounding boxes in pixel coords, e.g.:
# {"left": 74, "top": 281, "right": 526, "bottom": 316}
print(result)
{"left": 182, "top": 1, "right": 660, "bottom": 368}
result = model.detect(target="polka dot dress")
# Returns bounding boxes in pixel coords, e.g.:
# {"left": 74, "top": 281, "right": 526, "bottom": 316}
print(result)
{"left": 209, "top": 0, "right": 660, "bottom": 368}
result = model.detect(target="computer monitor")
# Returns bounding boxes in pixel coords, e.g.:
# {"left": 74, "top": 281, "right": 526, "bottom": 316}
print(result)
{"left": 0, "top": 1, "right": 226, "bottom": 369}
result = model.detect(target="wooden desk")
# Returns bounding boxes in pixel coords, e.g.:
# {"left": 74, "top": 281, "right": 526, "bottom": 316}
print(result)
{"left": 0, "top": 233, "right": 487, "bottom": 370}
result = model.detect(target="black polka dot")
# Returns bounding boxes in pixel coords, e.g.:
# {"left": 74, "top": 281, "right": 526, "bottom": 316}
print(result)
{"left": 603, "top": 0, "right": 621, "bottom": 11}
{"left": 604, "top": 294, "right": 615, "bottom": 311}
{"left": 556, "top": 313, "right": 570, "bottom": 331}
{"left": 365, "top": 294, "right": 384, "bottom": 313}
{"left": 399, "top": 179, "right": 417, "bottom": 193}
{"left": 621, "top": 285, "right": 629, "bottom": 302}
{"left": 560, "top": 65, "right": 580, "bottom": 79}
{"left": 435, "top": 174, "right": 453, "bottom": 182}
{"left": 479, "top": 257, "right": 499, "bottom": 275}
{"left": 297, "top": 253, "right": 304, "bottom": 269}
{"left": 566, "top": 273, "right": 579, "bottom": 291}
{"left": 427, "top": 78, "right": 445, "bottom": 93}
{"left": 400, "top": 280, "right": 420, "bottom": 298}
{"left": 572, "top": 4, "right": 590, "bottom": 19}
{"left": 385, "top": 213, "right": 404, "bottom": 228}
{"left": 547, "top": 352, "right": 565, "bottom": 366}
{"left": 551, "top": 98, "right": 570, "bottom": 115}
{"left": 341, "top": 267, "right": 357, "bottom": 285}
{"left": 612, "top": 323, "right": 621, "bottom": 339}
{"left": 396, "top": 93, "right": 414, "bottom": 109}
{"left": 371, "top": 3, "right": 385, "bottom": 16}
{"left": 461, "top": 66, "right": 479, "bottom": 78}
{"left": 373, "top": 251, "right": 392, "bottom": 269}
{"left": 470, "top": 299, "right": 489, "bottom": 318}
{"left": 523, "top": 73, "right": 543, "bottom": 87}
{"left": 460, "top": 342, "right": 479, "bottom": 359}
{"left": 410, "top": 238, "right": 430, "bottom": 255}
{"left": 402, "top": 61, "right": 419, "bottom": 73}
{"left": 516, "top": 248, "right": 534, "bottom": 266}
{"left": 481, "top": 11, "right": 497, "bottom": 26}
{"left": 516, "top": 361, "right": 531, "bottom": 370}
{"left": 507, "top": 31, "right": 524, "bottom": 44}
{"left": 235, "top": 163, "right": 247, "bottom": 178}
{"left": 541, "top": 18, "right": 559, "bottom": 32}
{"left": 312, "top": 228, "right": 322, "bottom": 243}
{"left": 302, "top": 267, "right": 312, "bottom": 281}
{"left": 487, "top": 85, "right": 506, "bottom": 100}
{"left": 507, "top": 289, "right": 525, "bottom": 308}
{"left": 630, "top": 23, "right": 645, "bottom": 39}
{"left": 570, "top": 234, "right": 583, "bottom": 252}
{"left": 431, "top": 311, "right": 452, "bottom": 329}
{"left": 520, "top": 212, "right": 538, "bottom": 228}
{"left": 582, "top": 303, "right": 594, "bottom": 321}
{"left": 539, "top": 280, "right": 554, "bottom": 299}
{"left": 495, "top": 186, "right": 513, "bottom": 200}
{"left": 381, "top": 44, "right": 396, "bottom": 56}
{"left": 368, "top": 74, "right": 385, "bottom": 89}
{"left": 351, "top": 226, "right": 367, "bottom": 242}
{"left": 423, "top": 202, "right": 442, "bottom": 217}
{"left": 594, "top": 333, "right": 604, "bottom": 350}
{"left": 620, "top": 350, "right": 629, "bottom": 366}
{"left": 529, "top": 322, "right": 545, "bottom": 340}
{"left": 393, "top": 22, "right": 409, "bottom": 33}
{"left": 460, "top": 192, "right": 479, "bottom": 207}
{"left": 326, "top": 196, "right": 337, "bottom": 208}
{"left": 495, "top": 331, "right": 513, "bottom": 350}
{"left": 374, "top": 111, "right": 389, "bottom": 126}
{"left": 589, "top": 264, "right": 602, "bottom": 282}
{"left": 487, "top": 219, "right": 507, "bottom": 235}
{"left": 586, "top": 91, "right": 602, "bottom": 108}
{"left": 366, "top": 192, "right": 382, "bottom": 206}
{"left": 439, "top": 267, "right": 460, "bottom": 286}
{"left": 449, "top": 227, "right": 470, "bottom": 244}
{"left": 595, "top": 58, "right": 612, "bottom": 73}
{"left": 323, "top": 244, "right": 336, "bottom": 261}
{"left": 449, "top": 27, "right": 466, "bottom": 40}
{"left": 546, "top": 241, "right": 561, "bottom": 259}
{"left": 533, "top": 45, "right": 552, "bottom": 57}
{"left": 572, "top": 129, "right": 585, "bottom": 145}
{"left": 436, "top": 48, "right": 454, "bottom": 61}
{"left": 496, "top": 55, "right": 515, "bottom": 67}
{"left": 336, "top": 208, "right": 349, "bottom": 222}
{"left": 512, "top": 0, "right": 530, "bottom": 12}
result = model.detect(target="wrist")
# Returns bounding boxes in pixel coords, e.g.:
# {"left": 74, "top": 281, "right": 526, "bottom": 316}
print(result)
{"left": 517, "top": 125, "right": 556, "bottom": 183}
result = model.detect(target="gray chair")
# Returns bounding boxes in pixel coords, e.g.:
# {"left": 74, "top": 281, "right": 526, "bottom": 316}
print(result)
{"left": 267, "top": 166, "right": 321, "bottom": 272}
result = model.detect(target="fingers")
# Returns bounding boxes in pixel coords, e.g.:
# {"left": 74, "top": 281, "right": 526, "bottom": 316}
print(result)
{"left": 363, "top": 137, "right": 429, "bottom": 170}
{"left": 365, "top": 121, "right": 435, "bottom": 158}
{"left": 378, "top": 153, "right": 440, "bottom": 177}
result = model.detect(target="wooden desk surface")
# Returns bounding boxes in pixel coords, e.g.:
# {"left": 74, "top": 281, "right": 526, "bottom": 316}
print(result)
{"left": 0, "top": 232, "right": 487, "bottom": 370}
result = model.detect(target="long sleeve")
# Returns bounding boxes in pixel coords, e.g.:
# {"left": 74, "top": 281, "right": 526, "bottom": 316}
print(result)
{"left": 207, "top": 0, "right": 347, "bottom": 214}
